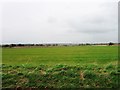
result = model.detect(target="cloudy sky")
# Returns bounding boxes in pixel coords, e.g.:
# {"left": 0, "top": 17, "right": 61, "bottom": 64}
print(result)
{"left": 0, "top": 0, "right": 118, "bottom": 44}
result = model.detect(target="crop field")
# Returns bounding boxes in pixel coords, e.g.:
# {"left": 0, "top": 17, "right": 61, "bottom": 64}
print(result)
{"left": 2, "top": 46, "right": 120, "bottom": 88}
{"left": 2, "top": 46, "right": 118, "bottom": 66}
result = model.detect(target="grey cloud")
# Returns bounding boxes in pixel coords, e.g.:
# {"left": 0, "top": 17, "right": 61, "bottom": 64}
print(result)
{"left": 47, "top": 17, "right": 57, "bottom": 23}
{"left": 67, "top": 19, "right": 117, "bottom": 34}
{"left": 67, "top": 14, "right": 117, "bottom": 34}
{"left": 1, "top": 0, "right": 118, "bottom": 44}
{"left": 65, "top": 1, "right": 117, "bottom": 34}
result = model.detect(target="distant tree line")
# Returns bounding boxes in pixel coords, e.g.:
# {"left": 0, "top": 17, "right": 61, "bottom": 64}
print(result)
{"left": 1, "top": 42, "right": 119, "bottom": 48}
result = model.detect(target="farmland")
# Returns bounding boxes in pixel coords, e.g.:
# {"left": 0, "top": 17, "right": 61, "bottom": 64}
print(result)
{"left": 2, "top": 46, "right": 120, "bottom": 88}
{"left": 2, "top": 46, "right": 118, "bottom": 66}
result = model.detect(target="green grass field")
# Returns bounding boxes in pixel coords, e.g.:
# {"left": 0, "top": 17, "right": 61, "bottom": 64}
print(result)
{"left": 2, "top": 46, "right": 118, "bottom": 66}
{"left": 2, "top": 46, "right": 119, "bottom": 88}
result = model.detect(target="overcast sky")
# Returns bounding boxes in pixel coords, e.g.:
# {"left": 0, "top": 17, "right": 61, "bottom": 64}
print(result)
{"left": 0, "top": 0, "right": 119, "bottom": 44}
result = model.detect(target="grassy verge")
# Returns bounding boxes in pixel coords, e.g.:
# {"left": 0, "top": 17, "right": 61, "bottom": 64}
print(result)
{"left": 2, "top": 64, "right": 120, "bottom": 88}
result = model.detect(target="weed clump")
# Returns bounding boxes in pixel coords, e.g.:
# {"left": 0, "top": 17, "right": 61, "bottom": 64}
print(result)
{"left": 2, "top": 64, "right": 119, "bottom": 88}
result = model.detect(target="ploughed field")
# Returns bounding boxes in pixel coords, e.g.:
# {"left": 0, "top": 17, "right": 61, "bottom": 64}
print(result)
{"left": 2, "top": 46, "right": 120, "bottom": 88}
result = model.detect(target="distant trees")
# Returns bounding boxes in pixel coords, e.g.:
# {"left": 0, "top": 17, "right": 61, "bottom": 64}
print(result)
{"left": 2, "top": 44, "right": 9, "bottom": 48}
{"left": 86, "top": 43, "right": 91, "bottom": 45}
{"left": 108, "top": 42, "right": 114, "bottom": 46}
{"left": 1, "top": 42, "right": 117, "bottom": 48}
